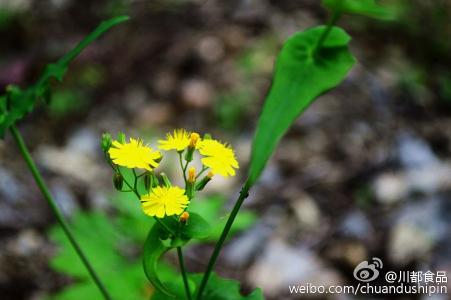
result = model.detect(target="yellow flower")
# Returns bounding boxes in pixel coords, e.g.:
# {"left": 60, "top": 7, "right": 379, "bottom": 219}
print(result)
{"left": 158, "top": 129, "right": 191, "bottom": 152}
{"left": 198, "top": 139, "right": 239, "bottom": 177}
{"left": 108, "top": 138, "right": 161, "bottom": 171}
{"left": 141, "top": 186, "right": 189, "bottom": 218}
{"left": 189, "top": 132, "right": 200, "bottom": 148}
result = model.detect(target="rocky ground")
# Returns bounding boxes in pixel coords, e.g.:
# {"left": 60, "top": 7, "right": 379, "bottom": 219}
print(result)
{"left": 1, "top": 0, "right": 451, "bottom": 299}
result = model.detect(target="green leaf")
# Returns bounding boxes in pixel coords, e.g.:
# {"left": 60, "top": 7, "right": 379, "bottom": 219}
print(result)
{"left": 322, "top": 0, "right": 397, "bottom": 20}
{"left": 151, "top": 273, "right": 265, "bottom": 300}
{"left": 142, "top": 213, "right": 211, "bottom": 297}
{"left": 189, "top": 196, "right": 257, "bottom": 241}
{"left": 47, "top": 212, "right": 150, "bottom": 300}
{"left": 191, "top": 273, "right": 264, "bottom": 300}
{"left": 182, "top": 212, "right": 211, "bottom": 240}
{"left": 247, "top": 25, "right": 356, "bottom": 185}
{"left": 143, "top": 222, "right": 180, "bottom": 297}
{"left": 40, "top": 15, "right": 130, "bottom": 84}
{"left": 0, "top": 15, "right": 129, "bottom": 137}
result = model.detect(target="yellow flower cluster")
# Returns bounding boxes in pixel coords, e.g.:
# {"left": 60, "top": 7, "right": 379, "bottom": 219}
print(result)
{"left": 106, "top": 129, "right": 239, "bottom": 218}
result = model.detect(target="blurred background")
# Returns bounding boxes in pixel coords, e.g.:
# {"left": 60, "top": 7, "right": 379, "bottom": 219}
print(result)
{"left": 1, "top": 0, "right": 451, "bottom": 299}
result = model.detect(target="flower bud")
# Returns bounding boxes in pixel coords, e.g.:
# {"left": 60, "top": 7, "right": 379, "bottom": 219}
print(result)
{"left": 144, "top": 172, "right": 152, "bottom": 191}
{"left": 101, "top": 133, "right": 112, "bottom": 153}
{"left": 180, "top": 211, "right": 189, "bottom": 224}
{"left": 195, "top": 171, "right": 213, "bottom": 191}
{"left": 113, "top": 173, "right": 124, "bottom": 191}
{"left": 117, "top": 132, "right": 126, "bottom": 144}
{"left": 186, "top": 167, "right": 196, "bottom": 199}
{"left": 187, "top": 167, "right": 196, "bottom": 183}
{"left": 155, "top": 154, "right": 163, "bottom": 163}
{"left": 184, "top": 133, "right": 200, "bottom": 162}
{"left": 151, "top": 173, "right": 159, "bottom": 188}
{"left": 160, "top": 173, "right": 172, "bottom": 187}
{"left": 189, "top": 132, "right": 200, "bottom": 148}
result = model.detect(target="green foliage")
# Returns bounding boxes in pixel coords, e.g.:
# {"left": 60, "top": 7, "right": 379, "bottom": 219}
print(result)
{"left": 182, "top": 212, "right": 212, "bottom": 240}
{"left": 215, "top": 35, "right": 278, "bottom": 131}
{"left": 48, "top": 193, "right": 256, "bottom": 299}
{"left": 322, "top": 0, "right": 397, "bottom": 20}
{"left": 142, "top": 207, "right": 247, "bottom": 296}
{"left": 143, "top": 223, "right": 176, "bottom": 296}
{"left": 247, "top": 25, "right": 356, "bottom": 185}
{"left": 47, "top": 212, "right": 152, "bottom": 300}
{"left": 189, "top": 195, "right": 257, "bottom": 242}
{"left": 47, "top": 90, "right": 88, "bottom": 117}
{"left": 215, "top": 89, "right": 253, "bottom": 131}
{"left": 190, "top": 273, "right": 264, "bottom": 300}
{"left": 151, "top": 273, "right": 264, "bottom": 300}
{"left": 0, "top": 15, "right": 129, "bottom": 137}
{"left": 0, "top": 9, "right": 15, "bottom": 28}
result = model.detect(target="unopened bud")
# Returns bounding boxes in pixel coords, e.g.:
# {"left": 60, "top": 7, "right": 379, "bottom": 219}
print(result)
{"left": 189, "top": 132, "right": 200, "bottom": 148}
{"left": 180, "top": 211, "right": 189, "bottom": 223}
{"left": 155, "top": 154, "right": 163, "bottom": 163}
{"left": 101, "top": 133, "right": 112, "bottom": 153}
{"left": 160, "top": 173, "right": 172, "bottom": 187}
{"left": 151, "top": 173, "right": 159, "bottom": 188}
{"left": 203, "top": 133, "right": 212, "bottom": 140}
{"left": 117, "top": 132, "right": 126, "bottom": 144}
{"left": 195, "top": 171, "right": 213, "bottom": 191}
{"left": 144, "top": 172, "right": 152, "bottom": 191}
{"left": 188, "top": 167, "right": 196, "bottom": 183}
{"left": 185, "top": 133, "right": 200, "bottom": 162}
{"left": 113, "top": 173, "right": 124, "bottom": 191}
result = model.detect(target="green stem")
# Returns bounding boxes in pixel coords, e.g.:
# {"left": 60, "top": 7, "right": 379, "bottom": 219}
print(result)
{"left": 179, "top": 152, "right": 187, "bottom": 183}
{"left": 195, "top": 181, "right": 251, "bottom": 300}
{"left": 314, "top": 8, "right": 342, "bottom": 56}
{"left": 9, "top": 125, "right": 112, "bottom": 300}
{"left": 195, "top": 166, "right": 208, "bottom": 179}
{"left": 177, "top": 247, "right": 192, "bottom": 300}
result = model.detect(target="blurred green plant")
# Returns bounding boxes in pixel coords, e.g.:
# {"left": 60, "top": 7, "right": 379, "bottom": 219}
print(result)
{"left": 215, "top": 35, "right": 278, "bottom": 131}
{"left": 1, "top": 15, "right": 129, "bottom": 300}
{"left": 47, "top": 89, "right": 88, "bottom": 117}
{"left": 47, "top": 193, "right": 257, "bottom": 300}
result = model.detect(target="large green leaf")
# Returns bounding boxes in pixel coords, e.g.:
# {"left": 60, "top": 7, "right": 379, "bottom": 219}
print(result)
{"left": 322, "top": 0, "right": 396, "bottom": 20}
{"left": 182, "top": 212, "right": 212, "bottom": 240}
{"left": 143, "top": 213, "right": 210, "bottom": 297}
{"left": 47, "top": 212, "right": 151, "bottom": 300}
{"left": 151, "top": 273, "right": 264, "bottom": 300}
{"left": 0, "top": 15, "right": 129, "bottom": 137}
{"left": 191, "top": 273, "right": 264, "bottom": 300}
{"left": 143, "top": 223, "right": 175, "bottom": 297}
{"left": 189, "top": 195, "right": 257, "bottom": 242}
{"left": 247, "top": 25, "right": 356, "bottom": 185}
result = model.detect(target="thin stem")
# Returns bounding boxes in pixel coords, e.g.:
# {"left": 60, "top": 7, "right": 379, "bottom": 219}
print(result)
{"left": 196, "top": 166, "right": 208, "bottom": 179}
{"left": 177, "top": 247, "right": 192, "bottom": 300}
{"left": 195, "top": 181, "right": 251, "bottom": 300}
{"left": 9, "top": 125, "right": 112, "bottom": 300}
{"left": 314, "top": 8, "right": 342, "bottom": 56}
{"left": 132, "top": 169, "right": 138, "bottom": 190}
{"left": 179, "top": 152, "right": 187, "bottom": 182}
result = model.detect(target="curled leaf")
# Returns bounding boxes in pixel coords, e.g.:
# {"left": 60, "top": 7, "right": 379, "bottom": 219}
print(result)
{"left": 143, "top": 223, "right": 175, "bottom": 297}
